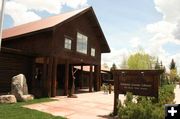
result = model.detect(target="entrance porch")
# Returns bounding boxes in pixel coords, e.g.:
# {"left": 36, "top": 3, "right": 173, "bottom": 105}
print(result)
{"left": 31, "top": 56, "right": 101, "bottom": 98}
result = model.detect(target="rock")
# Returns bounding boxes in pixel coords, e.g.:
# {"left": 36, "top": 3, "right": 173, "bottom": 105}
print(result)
{"left": 0, "top": 95, "right": 17, "bottom": 104}
{"left": 11, "top": 74, "right": 34, "bottom": 102}
{"left": 68, "top": 94, "right": 78, "bottom": 98}
{"left": 11, "top": 74, "right": 28, "bottom": 95}
{"left": 21, "top": 94, "right": 34, "bottom": 102}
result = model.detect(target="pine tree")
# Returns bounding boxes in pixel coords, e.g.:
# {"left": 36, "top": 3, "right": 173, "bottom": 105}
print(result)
{"left": 169, "top": 59, "right": 177, "bottom": 83}
{"left": 169, "top": 59, "right": 176, "bottom": 70}
{"left": 111, "top": 63, "right": 117, "bottom": 71}
{"left": 155, "top": 58, "right": 160, "bottom": 69}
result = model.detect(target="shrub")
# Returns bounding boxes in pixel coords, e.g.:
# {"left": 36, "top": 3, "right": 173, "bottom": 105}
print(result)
{"left": 118, "top": 84, "right": 175, "bottom": 119}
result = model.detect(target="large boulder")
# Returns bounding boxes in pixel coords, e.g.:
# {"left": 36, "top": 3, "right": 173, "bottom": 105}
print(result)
{"left": 0, "top": 95, "right": 17, "bottom": 104}
{"left": 11, "top": 74, "right": 34, "bottom": 101}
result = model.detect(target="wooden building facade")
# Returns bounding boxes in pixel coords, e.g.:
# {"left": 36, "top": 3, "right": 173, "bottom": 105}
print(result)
{"left": 1, "top": 7, "right": 110, "bottom": 97}
{"left": 0, "top": 47, "right": 34, "bottom": 94}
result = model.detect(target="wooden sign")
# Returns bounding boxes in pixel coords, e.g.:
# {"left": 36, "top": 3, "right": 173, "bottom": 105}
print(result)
{"left": 113, "top": 70, "right": 164, "bottom": 115}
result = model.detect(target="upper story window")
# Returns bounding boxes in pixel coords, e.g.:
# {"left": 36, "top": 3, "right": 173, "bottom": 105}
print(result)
{"left": 64, "top": 38, "right": 72, "bottom": 50}
{"left": 91, "top": 48, "right": 95, "bottom": 57}
{"left": 76, "top": 32, "right": 88, "bottom": 54}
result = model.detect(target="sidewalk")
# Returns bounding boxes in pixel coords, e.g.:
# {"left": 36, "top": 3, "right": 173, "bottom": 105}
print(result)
{"left": 24, "top": 92, "right": 125, "bottom": 119}
{"left": 23, "top": 85, "right": 180, "bottom": 119}
{"left": 174, "top": 84, "right": 180, "bottom": 104}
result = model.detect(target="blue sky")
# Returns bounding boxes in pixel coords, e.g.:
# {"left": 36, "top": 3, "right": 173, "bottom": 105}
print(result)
{"left": 2, "top": 0, "right": 180, "bottom": 72}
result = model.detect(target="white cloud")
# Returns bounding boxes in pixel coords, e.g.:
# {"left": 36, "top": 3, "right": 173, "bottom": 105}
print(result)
{"left": 5, "top": 1, "right": 41, "bottom": 26}
{"left": 65, "top": 0, "right": 88, "bottom": 9}
{"left": 102, "top": 0, "right": 180, "bottom": 71}
{"left": 154, "top": 0, "right": 180, "bottom": 22}
{"left": 173, "top": 21, "right": 180, "bottom": 40}
{"left": 146, "top": 21, "right": 175, "bottom": 34}
{"left": 102, "top": 48, "right": 129, "bottom": 68}
{"left": 144, "top": 0, "right": 180, "bottom": 71}
{"left": 12, "top": 0, "right": 64, "bottom": 14}
{"left": 129, "top": 37, "right": 141, "bottom": 48}
{"left": 4, "top": 0, "right": 88, "bottom": 26}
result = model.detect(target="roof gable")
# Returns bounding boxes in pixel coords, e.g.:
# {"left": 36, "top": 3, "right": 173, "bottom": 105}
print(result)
{"left": 2, "top": 7, "right": 110, "bottom": 53}
{"left": 2, "top": 7, "right": 88, "bottom": 39}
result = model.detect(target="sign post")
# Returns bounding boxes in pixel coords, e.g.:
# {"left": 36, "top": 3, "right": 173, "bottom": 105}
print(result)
{"left": 113, "top": 69, "right": 164, "bottom": 115}
{"left": 0, "top": 0, "right": 5, "bottom": 50}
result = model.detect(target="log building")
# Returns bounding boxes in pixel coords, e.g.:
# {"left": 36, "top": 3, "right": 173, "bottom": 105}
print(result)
{"left": 0, "top": 7, "right": 110, "bottom": 97}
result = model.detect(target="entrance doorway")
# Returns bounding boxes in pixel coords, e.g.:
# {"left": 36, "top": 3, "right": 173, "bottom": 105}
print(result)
{"left": 56, "top": 64, "right": 97, "bottom": 96}
{"left": 57, "top": 64, "right": 65, "bottom": 95}
{"left": 32, "top": 63, "right": 44, "bottom": 98}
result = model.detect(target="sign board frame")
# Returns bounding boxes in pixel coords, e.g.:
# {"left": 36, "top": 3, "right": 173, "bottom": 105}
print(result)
{"left": 113, "top": 69, "right": 164, "bottom": 115}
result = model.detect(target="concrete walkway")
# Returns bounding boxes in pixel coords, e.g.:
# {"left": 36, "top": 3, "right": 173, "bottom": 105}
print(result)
{"left": 24, "top": 85, "right": 180, "bottom": 119}
{"left": 174, "top": 84, "right": 180, "bottom": 104}
{"left": 24, "top": 92, "right": 125, "bottom": 119}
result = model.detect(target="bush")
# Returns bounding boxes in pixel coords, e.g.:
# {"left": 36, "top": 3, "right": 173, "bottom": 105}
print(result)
{"left": 159, "top": 84, "right": 175, "bottom": 105}
{"left": 118, "top": 84, "right": 175, "bottom": 119}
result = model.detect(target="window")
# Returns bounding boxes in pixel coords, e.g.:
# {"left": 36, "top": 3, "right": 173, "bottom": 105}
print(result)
{"left": 64, "top": 38, "right": 72, "bottom": 50}
{"left": 91, "top": 48, "right": 95, "bottom": 56}
{"left": 76, "top": 32, "right": 88, "bottom": 54}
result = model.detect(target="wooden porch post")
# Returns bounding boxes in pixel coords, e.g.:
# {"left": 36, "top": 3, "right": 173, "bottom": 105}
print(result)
{"left": 31, "top": 59, "right": 36, "bottom": 93}
{"left": 80, "top": 65, "right": 83, "bottom": 89}
{"left": 47, "top": 57, "right": 53, "bottom": 97}
{"left": 42, "top": 57, "right": 48, "bottom": 97}
{"left": 94, "top": 65, "right": 97, "bottom": 91}
{"left": 98, "top": 65, "right": 101, "bottom": 91}
{"left": 97, "top": 65, "right": 102, "bottom": 91}
{"left": 51, "top": 57, "right": 57, "bottom": 97}
{"left": 94, "top": 65, "right": 100, "bottom": 91}
{"left": 64, "top": 60, "right": 69, "bottom": 96}
{"left": 89, "top": 65, "right": 93, "bottom": 92}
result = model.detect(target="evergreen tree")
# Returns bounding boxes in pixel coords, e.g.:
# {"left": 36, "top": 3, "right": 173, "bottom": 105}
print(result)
{"left": 155, "top": 58, "right": 160, "bottom": 69}
{"left": 169, "top": 59, "right": 176, "bottom": 70}
{"left": 111, "top": 63, "right": 117, "bottom": 71}
{"left": 169, "top": 59, "right": 177, "bottom": 83}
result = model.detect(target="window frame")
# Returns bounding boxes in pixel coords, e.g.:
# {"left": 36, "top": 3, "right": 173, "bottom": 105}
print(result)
{"left": 91, "top": 48, "right": 96, "bottom": 57}
{"left": 76, "top": 32, "right": 88, "bottom": 54}
{"left": 64, "top": 37, "right": 72, "bottom": 50}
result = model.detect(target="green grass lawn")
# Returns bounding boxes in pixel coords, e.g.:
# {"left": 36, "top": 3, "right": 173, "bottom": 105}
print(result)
{"left": 0, "top": 98, "right": 66, "bottom": 119}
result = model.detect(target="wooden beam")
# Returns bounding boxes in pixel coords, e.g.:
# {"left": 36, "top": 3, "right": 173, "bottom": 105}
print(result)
{"left": 47, "top": 57, "right": 53, "bottom": 97}
{"left": 31, "top": 59, "right": 36, "bottom": 93}
{"left": 94, "top": 65, "right": 100, "bottom": 91}
{"left": 89, "top": 65, "right": 93, "bottom": 92}
{"left": 51, "top": 57, "right": 57, "bottom": 97}
{"left": 64, "top": 60, "right": 69, "bottom": 96}
{"left": 80, "top": 65, "right": 83, "bottom": 89}
{"left": 94, "top": 65, "right": 97, "bottom": 91}
{"left": 42, "top": 57, "right": 48, "bottom": 97}
{"left": 98, "top": 65, "right": 101, "bottom": 91}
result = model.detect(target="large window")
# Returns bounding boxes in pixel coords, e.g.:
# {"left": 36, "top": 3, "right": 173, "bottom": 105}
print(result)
{"left": 64, "top": 38, "right": 72, "bottom": 50}
{"left": 91, "top": 48, "right": 95, "bottom": 57}
{"left": 76, "top": 32, "right": 88, "bottom": 54}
